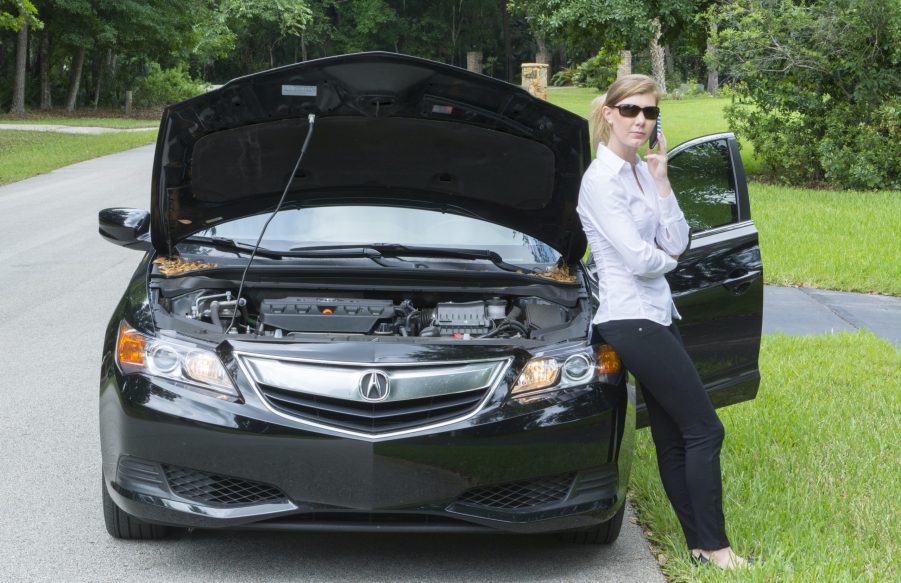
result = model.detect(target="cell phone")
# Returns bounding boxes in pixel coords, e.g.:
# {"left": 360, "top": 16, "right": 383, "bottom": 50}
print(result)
{"left": 649, "top": 114, "right": 662, "bottom": 150}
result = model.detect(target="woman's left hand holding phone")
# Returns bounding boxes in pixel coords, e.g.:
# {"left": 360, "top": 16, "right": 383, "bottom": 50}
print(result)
{"left": 645, "top": 128, "right": 672, "bottom": 197}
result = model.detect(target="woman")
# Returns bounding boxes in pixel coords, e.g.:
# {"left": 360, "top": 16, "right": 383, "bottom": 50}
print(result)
{"left": 576, "top": 74, "right": 750, "bottom": 569}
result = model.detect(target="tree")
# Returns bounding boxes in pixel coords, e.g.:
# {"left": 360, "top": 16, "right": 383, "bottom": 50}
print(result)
{"left": 714, "top": 0, "right": 901, "bottom": 188}
{"left": 5, "top": 0, "right": 42, "bottom": 113}
{"left": 0, "top": 0, "right": 38, "bottom": 30}
{"left": 508, "top": 0, "right": 703, "bottom": 91}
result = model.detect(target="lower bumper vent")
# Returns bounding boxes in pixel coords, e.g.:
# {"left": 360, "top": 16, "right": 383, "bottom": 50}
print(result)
{"left": 456, "top": 473, "right": 575, "bottom": 510}
{"left": 163, "top": 465, "right": 286, "bottom": 506}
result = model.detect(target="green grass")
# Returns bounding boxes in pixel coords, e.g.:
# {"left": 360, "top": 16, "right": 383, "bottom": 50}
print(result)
{"left": 629, "top": 331, "right": 900, "bottom": 582}
{"left": 0, "top": 130, "right": 157, "bottom": 185}
{"left": 0, "top": 116, "right": 157, "bottom": 129}
{"left": 750, "top": 184, "right": 901, "bottom": 296}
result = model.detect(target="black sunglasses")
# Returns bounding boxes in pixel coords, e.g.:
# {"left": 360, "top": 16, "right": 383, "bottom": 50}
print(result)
{"left": 611, "top": 104, "right": 660, "bottom": 120}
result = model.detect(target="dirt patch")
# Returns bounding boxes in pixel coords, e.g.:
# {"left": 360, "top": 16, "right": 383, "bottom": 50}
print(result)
{"left": 153, "top": 256, "right": 218, "bottom": 276}
{"left": 530, "top": 261, "right": 577, "bottom": 283}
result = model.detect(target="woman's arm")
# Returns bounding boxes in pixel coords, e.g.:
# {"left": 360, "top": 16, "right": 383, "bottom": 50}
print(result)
{"left": 655, "top": 193, "right": 691, "bottom": 256}
{"left": 644, "top": 132, "right": 690, "bottom": 256}
{"left": 578, "top": 174, "right": 678, "bottom": 278}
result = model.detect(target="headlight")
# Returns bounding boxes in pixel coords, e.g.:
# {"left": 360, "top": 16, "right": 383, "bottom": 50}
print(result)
{"left": 511, "top": 344, "right": 621, "bottom": 397}
{"left": 116, "top": 322, "right": 238, "bottom": 398}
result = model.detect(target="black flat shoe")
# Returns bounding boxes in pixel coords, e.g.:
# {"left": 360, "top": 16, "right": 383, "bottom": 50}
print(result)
{"left": 690, "top": 553, "right": 710, "bottom": 565}
{"left": 691, "top": 552, "right": 759, "bottom": 568}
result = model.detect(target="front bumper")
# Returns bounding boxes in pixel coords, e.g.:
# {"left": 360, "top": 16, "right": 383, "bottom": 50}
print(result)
{"left": 100, "top": 360, "right": 634, "bottom": 534}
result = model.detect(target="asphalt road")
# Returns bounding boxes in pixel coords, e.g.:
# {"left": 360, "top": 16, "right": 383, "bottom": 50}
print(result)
{"left": 0, "top": 146, "right": 665, "bottom": 582}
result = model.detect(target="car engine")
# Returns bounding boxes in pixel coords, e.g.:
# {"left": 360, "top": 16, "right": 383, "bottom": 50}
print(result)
{"left": 163, "top": 291, "right": 574, "bottom": 340}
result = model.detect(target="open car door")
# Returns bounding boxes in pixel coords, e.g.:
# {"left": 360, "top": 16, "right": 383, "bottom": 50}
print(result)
{"left": 584, "top": 132, "right": 763, "bottom": 428}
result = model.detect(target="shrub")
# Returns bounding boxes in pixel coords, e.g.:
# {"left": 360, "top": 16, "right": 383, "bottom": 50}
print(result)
{"left": 134, "top": 64, "right": 206, "bottom": 108}
{"left": 550, "top": 66, "right": 579, "bottom": 87}
{"left": 567, "top": 47, "right": 622, "bottom": 91}
{"left": 818, "top": 100, "right": 901, "bottom": 190}
{"left": 713, "top": 0, "right": 901, "bottom": 189}
{"left": 665, "top": 82, "right": 710, "bottom": 100}
{"left": 725, "top": 105, "right": 823, "bottom": 185}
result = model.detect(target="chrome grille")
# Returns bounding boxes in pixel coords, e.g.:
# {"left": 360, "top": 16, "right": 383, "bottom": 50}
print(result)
{"left": 259, "top": 383, "right": 488, "bottom": 433}
{"left": 238, "top": 355, "right": 509, "bottom": 435}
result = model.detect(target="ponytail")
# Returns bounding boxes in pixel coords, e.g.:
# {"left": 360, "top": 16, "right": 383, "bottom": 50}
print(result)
{"left": 590, "top": 94, "right": 608, "bottom": 152}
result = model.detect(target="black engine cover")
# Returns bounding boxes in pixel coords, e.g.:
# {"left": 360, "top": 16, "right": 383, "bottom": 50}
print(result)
{"left": 258, "top": 297, "right": 395, "bottom": 333}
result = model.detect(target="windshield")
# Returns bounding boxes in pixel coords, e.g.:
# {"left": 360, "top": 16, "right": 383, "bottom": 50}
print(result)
{"left": 187, "top": 206, "right": 560, "bottom": 265}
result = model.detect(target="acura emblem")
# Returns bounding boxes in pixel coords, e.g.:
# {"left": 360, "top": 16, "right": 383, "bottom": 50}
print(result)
{"left": 359, "top": 370, "right": 390, "bottom": 401}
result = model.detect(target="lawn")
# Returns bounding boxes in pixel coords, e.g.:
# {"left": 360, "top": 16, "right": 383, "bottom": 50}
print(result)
{"left": 0, "top": 116, "right": 158, "bottom": 129}
{"left": 0, "top": 130, "right": 158, "bottom": 185}
{"left": 751, "top": 184, "right": 901, "bottom": 296}
{"left": 0, "top": 110, "right": 159, "bottom": 129}
{"left": 628, "top": 331, "right": 900, "bottom": 582}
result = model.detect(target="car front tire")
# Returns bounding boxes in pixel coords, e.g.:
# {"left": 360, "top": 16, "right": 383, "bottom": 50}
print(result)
{"left": 102, "top": 476, "right": 176, "bottom": 540}
{"left": 562, "top": 502, "right": 626, "bottom": 545}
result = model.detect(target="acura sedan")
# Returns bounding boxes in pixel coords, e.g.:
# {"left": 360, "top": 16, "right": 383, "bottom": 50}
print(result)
{"left": 98, "top": 52, "right": 763, "bottom": 543}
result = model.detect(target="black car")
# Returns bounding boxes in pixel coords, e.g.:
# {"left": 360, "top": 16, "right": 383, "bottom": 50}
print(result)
{"left": 98, "top": 52, "right": 763, "bottom": 543}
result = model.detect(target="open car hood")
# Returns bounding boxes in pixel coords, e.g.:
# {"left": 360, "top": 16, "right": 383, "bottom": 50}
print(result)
{"left": 150, "top": 52, "right": 590, "bottom": 263}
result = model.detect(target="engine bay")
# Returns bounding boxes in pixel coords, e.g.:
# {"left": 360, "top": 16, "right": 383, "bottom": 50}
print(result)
{"left": 156, "top": 288, "right": 586, "bottom": 342}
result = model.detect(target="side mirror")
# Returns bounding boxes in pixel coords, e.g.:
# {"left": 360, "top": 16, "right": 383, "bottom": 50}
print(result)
{"left": 99, "top": 208, "right": 153, "bottom": 251}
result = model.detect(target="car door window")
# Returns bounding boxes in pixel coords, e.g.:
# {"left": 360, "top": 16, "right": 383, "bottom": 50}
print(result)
{"left": 667, "top": 139, "right": 738, "bottom": 232}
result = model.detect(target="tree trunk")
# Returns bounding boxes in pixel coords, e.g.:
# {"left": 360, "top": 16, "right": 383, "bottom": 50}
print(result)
{"left": 93, "top": 49, "right": 112, "bottom": 109}
{"left": 450, "top": 0, "right": 463, "bottom": 66}
{"left": 617, "top": 50, "right": 632, "bottom": 78}
{"left": 706, "top": 20, "right": 719, "bottom": 95}
{"left": 65, "top": 46, "right": 86, "bottom": 113}
{"left": 40, "top": 30, "right": 51, "bottom": 110}
{"left": 301, "top": 32, "right": 307, "bottom": 61}
{"left": 109, "top": 53, "right": 119, "bottom": 104}
{"left": 10, "top": 22, "right": 28, "bottom": 114}
{"left": 650, "top": 18, "right": 666, "bottom": 93}
{"left": 535, "top": 33, "right": 550, "bottom": 65}
{"left": 664, "top": 43, "right": 674, "bottom": 80}
{"left": 500, "top": 0, "right": 512, "bottom": 82}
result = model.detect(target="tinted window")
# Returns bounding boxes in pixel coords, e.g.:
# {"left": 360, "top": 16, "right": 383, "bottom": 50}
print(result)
{"left": 190, "top": 206, "right": 560, "bottom": 265}
{"left": 668, "top": 139, "right": 737, "bottom": 232}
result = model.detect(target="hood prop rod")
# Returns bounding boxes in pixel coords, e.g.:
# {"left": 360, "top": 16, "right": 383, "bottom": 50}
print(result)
{"left": 225, "top": 114, "right": 317, "bottom": 333}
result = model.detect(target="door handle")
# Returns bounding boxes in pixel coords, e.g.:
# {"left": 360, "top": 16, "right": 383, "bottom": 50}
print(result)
{"left": 722, "top": 270, "right": 760, "bottom": 295}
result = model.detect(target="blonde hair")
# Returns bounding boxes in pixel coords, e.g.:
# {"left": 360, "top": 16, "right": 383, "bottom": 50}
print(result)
{"left": 590, "top": 74, "right": 659, "bottom": 151}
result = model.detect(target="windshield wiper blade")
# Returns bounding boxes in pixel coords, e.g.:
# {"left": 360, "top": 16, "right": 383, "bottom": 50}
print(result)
{"left": 182, "top": 235, "right": 284, "bottom": 259}
{"left": 288, "top": 243, "right": 536, "bottom": 274}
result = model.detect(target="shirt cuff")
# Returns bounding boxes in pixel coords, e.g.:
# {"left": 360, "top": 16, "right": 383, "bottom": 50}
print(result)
{"left": 662, "top": 252, "right": 678, "bottom": 273}
{"left": 658, "top": 192, "right": 685, "bottom": 226}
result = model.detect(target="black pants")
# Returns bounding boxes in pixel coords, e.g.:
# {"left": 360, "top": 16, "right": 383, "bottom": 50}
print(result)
{"left": 597, "top": 319, "right": 730, "bottom": 550}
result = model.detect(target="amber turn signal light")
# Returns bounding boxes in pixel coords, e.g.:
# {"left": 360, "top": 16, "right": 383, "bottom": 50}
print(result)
{"left": 596, "top": 344, "right": 621, "bottom": 374}
{"left": 117, "top": 322, "right": 145, "bottom": 367}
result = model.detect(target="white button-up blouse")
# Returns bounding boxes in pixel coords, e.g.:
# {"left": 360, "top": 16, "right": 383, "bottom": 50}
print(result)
{"left": 577, "top": 145, "right": 691, "bottom": 326}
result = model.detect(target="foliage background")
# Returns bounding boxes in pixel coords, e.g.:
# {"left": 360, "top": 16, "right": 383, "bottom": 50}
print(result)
{"left": 3, "top": 0, "right": 900, "bottom": 189}
{"left": 714, "top": 0, "right": 901, "bottom": 189}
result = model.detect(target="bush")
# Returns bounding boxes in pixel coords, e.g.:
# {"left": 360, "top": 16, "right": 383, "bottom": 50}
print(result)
{"left": 818, "top": 100, "right": 901, "bottom": 190}
{"left": 664, "top": 82, "right": 710, "bottom": 100}
{"left": 134, "top": 64, "right": 206, "bottom": 108}
{"left": 562, "top": 47, "right": 622, "bottom": 91}
{"left": 550, "top": 66, "right": 579, "bottom": 87}
{"left": 713, "top": 0, "right": 901, "bottom": 189}
{"left": 725, "top": 105, "right": 823, "bottom": 185}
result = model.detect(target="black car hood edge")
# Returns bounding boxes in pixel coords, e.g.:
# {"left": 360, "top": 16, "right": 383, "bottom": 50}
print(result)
{"left": 150, "top": 52, "right": 590, "bottom": 262}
